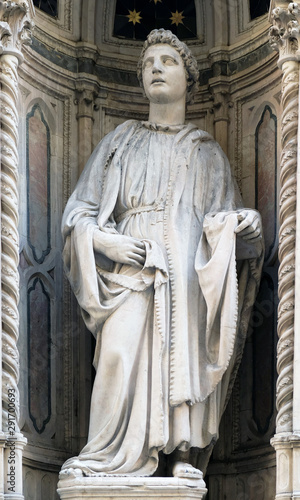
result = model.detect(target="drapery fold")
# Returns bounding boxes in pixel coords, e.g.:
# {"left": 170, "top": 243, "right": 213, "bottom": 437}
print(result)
{"left": 61, "top": 120, "right": 263, "bottom": 476}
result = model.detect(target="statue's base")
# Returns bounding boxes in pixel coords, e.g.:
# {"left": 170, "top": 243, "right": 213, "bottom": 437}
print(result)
{"left": 57, "top": 473, "right": 207, "bottom": 500}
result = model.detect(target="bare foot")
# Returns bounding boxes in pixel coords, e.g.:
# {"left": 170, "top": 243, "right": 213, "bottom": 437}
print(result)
{"left": 59, "top": 468, "right": 83, "bottom": 479}
{"left": 172, "top": 461, "right": 203, "bottom": 479}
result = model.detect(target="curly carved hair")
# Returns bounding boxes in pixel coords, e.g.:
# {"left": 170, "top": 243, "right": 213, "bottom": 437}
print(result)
{"left": 137, "top": 29, "right": 199, "bottom": 104}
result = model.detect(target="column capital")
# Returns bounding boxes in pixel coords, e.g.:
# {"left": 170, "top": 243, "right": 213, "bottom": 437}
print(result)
{"left": 0, "top": 0, "right": 35, "bottom": 63}
{"left": 74, "top": 85, "right": 100, "bottom": 120}
{"left": 209, "top": 83, "right": 233, "bottom": 124}
{"left": 269, "top": 2, "right": 300, "bottom": 65}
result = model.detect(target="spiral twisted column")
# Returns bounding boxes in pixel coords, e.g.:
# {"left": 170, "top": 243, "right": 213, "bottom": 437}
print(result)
{"left": 1, "top": 51, "right": 20, "bottom": 435}
{"left": 277, "top": 60, "right": 298, "bottom": 435}
{"left": 0, "top": 1, "right": 34, "bottom": 498}
{"left": 270, "top": 2, "right": 300, "bottom": 498}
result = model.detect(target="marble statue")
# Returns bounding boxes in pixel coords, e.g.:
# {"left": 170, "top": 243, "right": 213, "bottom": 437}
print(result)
{"left": 60, "top": 29, "right": 263, "bottom": 479}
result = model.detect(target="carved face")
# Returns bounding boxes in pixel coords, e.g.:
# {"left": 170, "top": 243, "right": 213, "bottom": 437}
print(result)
{"left": 142, "top": 44, "right": 187, "bottom": 105}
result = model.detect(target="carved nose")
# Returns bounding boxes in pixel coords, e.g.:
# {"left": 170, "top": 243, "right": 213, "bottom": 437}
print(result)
{"left": 152, "top": 61, "right": 163, "bottom": 73}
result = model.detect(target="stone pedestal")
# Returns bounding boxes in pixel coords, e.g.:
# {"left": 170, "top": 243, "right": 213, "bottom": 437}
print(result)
{"left": 57, "top": 474, "right": 207, "bottom": 500}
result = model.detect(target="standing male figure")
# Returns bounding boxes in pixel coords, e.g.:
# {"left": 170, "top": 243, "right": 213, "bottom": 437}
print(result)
{"left": 61, "top": 29, "right": 263, "bottom": 479}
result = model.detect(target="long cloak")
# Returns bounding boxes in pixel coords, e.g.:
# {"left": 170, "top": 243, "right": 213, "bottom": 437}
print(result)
{"left": 61, "top": 120, "right": 263, "bottom": 476}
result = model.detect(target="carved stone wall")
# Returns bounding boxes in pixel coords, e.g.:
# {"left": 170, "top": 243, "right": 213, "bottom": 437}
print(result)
{"left": 12, "top": 1, "right": 280, "bottom": 499}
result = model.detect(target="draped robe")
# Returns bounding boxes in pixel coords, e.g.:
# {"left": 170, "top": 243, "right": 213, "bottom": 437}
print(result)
{"left": 61, "top": 120, "right": 263, "bottom": 476}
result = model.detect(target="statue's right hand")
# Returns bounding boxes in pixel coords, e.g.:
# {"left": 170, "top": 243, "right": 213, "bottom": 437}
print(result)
{"left": 93, "top": 230, "right": 146, "bottom": 268}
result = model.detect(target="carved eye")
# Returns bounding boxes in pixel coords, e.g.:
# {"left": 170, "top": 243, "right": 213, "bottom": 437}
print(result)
{"left": 163, "top": 57, "right": 176, "bottom": 65}
{"left": 143, "top": 59, "right": 153, "bottom": 69}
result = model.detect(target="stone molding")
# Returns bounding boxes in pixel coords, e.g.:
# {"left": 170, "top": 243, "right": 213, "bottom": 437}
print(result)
{"left": 57, "top": 475, "right": 207, "bottom": 500}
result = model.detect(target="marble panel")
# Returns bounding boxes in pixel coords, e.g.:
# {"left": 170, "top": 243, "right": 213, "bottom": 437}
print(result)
{"left": 27, "top": 104, "right": 51, "bottom": 264}
{"left": 28, "top": 276, "right": 51, "bottom": 434}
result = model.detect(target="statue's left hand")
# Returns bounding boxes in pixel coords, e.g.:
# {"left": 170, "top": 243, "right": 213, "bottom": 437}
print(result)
{"left": 234, "top": 210, "right": 262, "bottom": 243}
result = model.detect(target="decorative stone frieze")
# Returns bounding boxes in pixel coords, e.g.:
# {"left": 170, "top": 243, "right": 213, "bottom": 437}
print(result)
{"left": 0, "top": 1, "right": 34, "bottom": 498}
{"left": 269, "top": 1, "right": 300, "bottom": 498}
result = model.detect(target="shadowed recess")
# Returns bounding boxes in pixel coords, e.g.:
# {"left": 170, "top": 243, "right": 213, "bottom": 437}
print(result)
{"left": 114, "top": 0, "right": 197, "bottom": 40}
{"left": 33, "top": 0, "right": 58, "bottom": 17}
{"left": 250, "top": 0, "right": 269, "bottom": 20}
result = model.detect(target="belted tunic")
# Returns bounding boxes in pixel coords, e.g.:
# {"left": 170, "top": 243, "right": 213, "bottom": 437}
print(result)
{"left": 61, "top": 120, "right": 263, "bottom": 475}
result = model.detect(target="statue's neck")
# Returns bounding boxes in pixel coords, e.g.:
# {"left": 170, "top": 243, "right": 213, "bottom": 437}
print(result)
{"left": 148, "top": 100, "right": 186, "bottom": 126}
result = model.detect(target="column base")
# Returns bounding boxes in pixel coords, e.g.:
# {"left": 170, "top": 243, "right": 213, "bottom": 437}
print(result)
{"left": 57, "top": 473, "right": 207, "bottom": 500}
{"left": 0, "top": 493, "right": 26, "bottom": 500}
{"left": 271, "top": 433, "right": 300, "bottom": 499}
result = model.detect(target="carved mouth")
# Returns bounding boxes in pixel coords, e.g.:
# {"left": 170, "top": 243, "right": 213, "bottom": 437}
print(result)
{"left": 152, "top": 78, "right": 165, "bottom": 84}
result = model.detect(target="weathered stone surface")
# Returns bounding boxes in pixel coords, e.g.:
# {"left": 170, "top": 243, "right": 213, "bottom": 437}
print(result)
{"left": 57, "top": 475, "right": 207, "bottom": 500}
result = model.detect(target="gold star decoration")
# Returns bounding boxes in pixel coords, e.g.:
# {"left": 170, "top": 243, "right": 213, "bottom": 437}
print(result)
{"left": 170, "top": 10, "right": 185, "bottom": 26}
{"left": 150, "top": 0, "right": 162, "bottom": 4}
{"left": 127, "top": 9, "right": 142, "bottom": 25}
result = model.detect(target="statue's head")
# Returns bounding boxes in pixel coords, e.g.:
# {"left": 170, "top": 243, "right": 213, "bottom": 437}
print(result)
{"left": 137, "top": 29, "right": 199, "bottom": 104}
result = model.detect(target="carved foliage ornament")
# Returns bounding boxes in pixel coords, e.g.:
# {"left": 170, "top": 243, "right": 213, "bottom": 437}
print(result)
{"left": 0, "top": 0, "right": 34, "bottom": 56}
{"left": 269, "top": 2, "right": 300, "bottom": 56}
